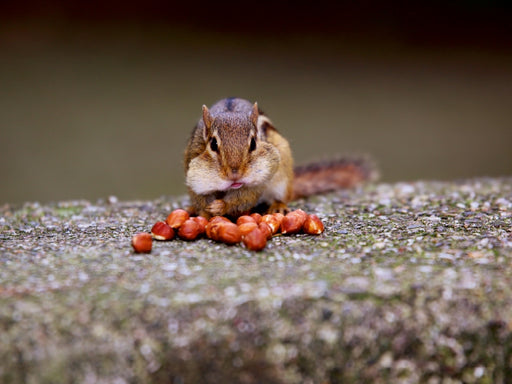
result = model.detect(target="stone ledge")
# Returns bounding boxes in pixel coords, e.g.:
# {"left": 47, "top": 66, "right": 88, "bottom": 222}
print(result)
{"left": 1, "top": 178, "right": 511, "bottom": 383}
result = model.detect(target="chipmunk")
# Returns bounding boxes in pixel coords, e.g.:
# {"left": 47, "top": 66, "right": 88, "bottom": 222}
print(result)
{"left": 184, "top": 97, "right": 376, "bottom": 218}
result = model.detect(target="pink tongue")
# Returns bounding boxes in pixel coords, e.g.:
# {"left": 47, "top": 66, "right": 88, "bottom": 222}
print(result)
{"left": 230, "top": 182, "right": 244, "bottom": 189}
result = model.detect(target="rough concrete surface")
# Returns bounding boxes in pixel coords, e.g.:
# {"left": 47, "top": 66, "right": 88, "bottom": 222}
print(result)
{"left": 1, "top": 178, "right": 511, "bottom": 384}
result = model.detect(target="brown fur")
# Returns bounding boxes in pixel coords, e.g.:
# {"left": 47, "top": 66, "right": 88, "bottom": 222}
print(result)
{"left": 184, "top": 98, "right": 288, "bottom": 218}
{"left": 184, "top": 98, "right": 377, "bottom": 218}
{"left": 292, "top": 157, "right": 378, "bottom": 199}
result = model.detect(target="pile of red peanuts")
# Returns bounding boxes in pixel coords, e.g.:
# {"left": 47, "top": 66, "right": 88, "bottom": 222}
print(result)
{"left": 132, "top": 208, "right": 324, "bottom": 253}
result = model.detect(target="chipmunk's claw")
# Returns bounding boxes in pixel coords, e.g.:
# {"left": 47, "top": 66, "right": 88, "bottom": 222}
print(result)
{"left": 206, "top": 199, "right": 226, "bottom": 217}
{"left": 267, "top": 201, "right": 290, "bottom": 215}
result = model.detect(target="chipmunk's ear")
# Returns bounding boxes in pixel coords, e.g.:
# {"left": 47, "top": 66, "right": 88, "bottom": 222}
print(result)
{"left": 250, "top": 102, "right": 259, "bottom": 127}
{"left": 202, "top": 105, "right": 213, "bottom": 130}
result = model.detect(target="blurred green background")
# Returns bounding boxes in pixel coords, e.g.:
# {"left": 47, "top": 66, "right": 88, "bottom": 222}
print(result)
{"left": 1, "top": 1, "right": 511, "bottom": 204}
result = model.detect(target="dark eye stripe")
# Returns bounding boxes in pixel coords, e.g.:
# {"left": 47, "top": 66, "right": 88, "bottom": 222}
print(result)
{"left": 210, "top": 137, "right": 218, "bottom": 152}
{"left": 249, "top": 137, "right": 256, "bottom": 152}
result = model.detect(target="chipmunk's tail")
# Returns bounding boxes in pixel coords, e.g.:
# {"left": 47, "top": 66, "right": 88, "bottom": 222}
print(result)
{"left": 292, "top": 156, "right": 378, "bottom": 199}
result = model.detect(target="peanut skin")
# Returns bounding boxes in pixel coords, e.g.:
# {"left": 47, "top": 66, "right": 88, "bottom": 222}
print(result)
{"left": 178, "top": 219, "right": 202, "bottom": 241}
{"left": 281, "top": 211, "right": 307, "bottom": 235}
{"left": 217, "top": 222, "right": 242, "bottom": 245}
{"left": 166, "top": 209, "right": 190, "bottom": 229}
{"left": 242, "top": 228, "right": 267, "bottom": 251}
{"left": 303, "top": 214, "right": 324, "bottom": 235}
{"left": 151, "top": 221, "right": 175, "bottom": 241}
{"left": 132, "top": 233, "right": 152, "bottom": 253}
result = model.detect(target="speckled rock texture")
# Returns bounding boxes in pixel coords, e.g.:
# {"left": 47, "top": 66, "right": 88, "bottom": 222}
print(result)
{"left": 1, "top": 178, "right": 511, "bottom": 384}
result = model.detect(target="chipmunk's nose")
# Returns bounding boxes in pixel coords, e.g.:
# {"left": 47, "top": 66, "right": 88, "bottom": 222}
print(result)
{"left": 230, "top": 168, "right": 240, "bottom": 179}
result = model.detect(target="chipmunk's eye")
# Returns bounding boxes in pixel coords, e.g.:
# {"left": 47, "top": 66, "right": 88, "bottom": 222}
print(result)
{"left": 249, "top": 137, "right": 256, "bottom": 152}
{"left": 210, "top": 137, "right": 218, "bottom": 152}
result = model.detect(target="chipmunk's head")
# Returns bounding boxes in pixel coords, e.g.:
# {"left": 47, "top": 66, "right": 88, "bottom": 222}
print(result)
{"left": 186, "top": 102, "right": 280, "bottom": 195}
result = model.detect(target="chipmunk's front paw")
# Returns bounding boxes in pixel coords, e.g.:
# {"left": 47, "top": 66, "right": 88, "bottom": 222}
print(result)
{"left": 206, "top": 199, "right": 226, "bottom": 217}
{"left": 267, "top": 201, "right": 290, "bottom": 215}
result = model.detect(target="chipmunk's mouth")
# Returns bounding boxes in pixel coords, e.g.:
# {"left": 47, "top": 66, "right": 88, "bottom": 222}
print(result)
{"left": 229, "top": 182, "right": 244, "bottom": 189}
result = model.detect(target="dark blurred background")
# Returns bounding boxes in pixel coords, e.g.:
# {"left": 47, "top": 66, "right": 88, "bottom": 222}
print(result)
{"left": 1, "top": 1, "right": 511, "bottom": 204}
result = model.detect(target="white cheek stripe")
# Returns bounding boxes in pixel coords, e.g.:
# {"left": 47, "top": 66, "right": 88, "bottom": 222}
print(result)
{"left": 186, "top": 162, "right": 231, "bottom": 194}
{"left": 259, "top": 178, "right": 287, "bottom": 203}
{"left": 187, "top": 177, "right": 231, "bottom": 195}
